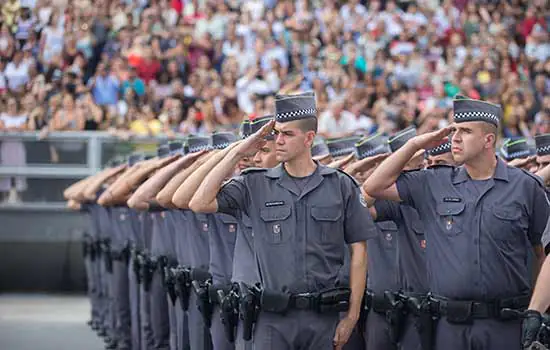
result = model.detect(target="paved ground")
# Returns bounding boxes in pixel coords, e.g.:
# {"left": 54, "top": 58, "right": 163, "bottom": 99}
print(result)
{"left": 0, "top": 294, "right": 105, "bottom": 350}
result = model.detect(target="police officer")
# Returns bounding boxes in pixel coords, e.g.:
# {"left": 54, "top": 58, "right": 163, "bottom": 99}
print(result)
{"left": 522, "top": 216, "right": 550, "bottom": 349}
{"left": 364, "top": 96, "right": 550, "bottom": 349}
{"left": 535, "top": 134, "right": 550, "bottom": 171}
{"left": 425, "top": 137, "right": 455, "bottom": 168}
{"left": 190, "top": 92, "right": 377, "bottom": 350}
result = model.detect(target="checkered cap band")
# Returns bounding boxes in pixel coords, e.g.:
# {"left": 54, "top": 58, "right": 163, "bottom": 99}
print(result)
{"left": 358, "top": 144, "right": 387, "bottom": 159}
{"left": 188, "top": 144, "right": 212, "bottom": 153}
{"left": 537, "top": 145, "right": 550, "bottom": 155}
{"left": 427, "top": 141, "right": 452, "bottom": 156}
{"left": 330, "top": 147, "right": 355, "bottom": 158}
{"left": 275, "top": 108, "right": 317, "bottom": 121}
{"left": 507, "top": 149, "right": 532, "bottom": 160}
{"left": 454, "top": 111, "right": 500, "bottom": 126}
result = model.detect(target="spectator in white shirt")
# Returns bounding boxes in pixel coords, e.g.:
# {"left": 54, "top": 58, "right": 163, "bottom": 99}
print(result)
{"left": 318, "top": 98, "right": 358, "bottom": 138}
{"left": 4, "top": 51, "right": 30, "bottom": 92}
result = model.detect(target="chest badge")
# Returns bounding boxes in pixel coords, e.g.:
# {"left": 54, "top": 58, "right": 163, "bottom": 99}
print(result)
{"left": 120, "top": 213, "right": 126, "bottom": 221}
{"left": 228, "top": 224, "right": 236, "bottom": 233}
{"left": 202, "top": 223, "right": 209, "bottom": 232}
{"left": 161, "top": 212, "right": 166, "bottom": 219}
{"left": 360, "top": 194, "right": 367, "bottom": 208}
{"left": 273, "top": 224, "right": 281, "bottom": 234}
{"left": 420, "top": 240, "right": 426, "bottom": 249}
{"left": 445, "top": 217, "right": 453, "bottom": 231}
{"left": 385, "top": 233, "right": 393, "bottom": 241}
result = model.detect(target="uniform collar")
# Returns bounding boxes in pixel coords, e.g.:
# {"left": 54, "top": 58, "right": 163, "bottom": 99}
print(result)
{"left": 452, "top": 157, "right": 509, "bottom": 184}
{"left": 265, "top": 161, "right": 336, "bottom": 198}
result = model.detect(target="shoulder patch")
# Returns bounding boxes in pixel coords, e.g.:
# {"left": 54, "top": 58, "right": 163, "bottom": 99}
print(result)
{"left": 241, "top": 167, "right": 268, "bottom": 175}
{"left": 336, "top": 168, "right": 360, "bottom": 187}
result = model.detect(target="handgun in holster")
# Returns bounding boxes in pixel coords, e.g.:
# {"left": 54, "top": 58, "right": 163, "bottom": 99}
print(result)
{"left": 358, "top": 290, "right": 373, "bottom": 334}
{"left": 408, "top": 293, "right": 439, "bottom": 350}
{"left": 192, "top": 279, "right": 214, "bottom": 328}
{"left": 141, "top": 256, "right": 156, "bottom": 292}
{"left": 217, "top": 283, "right": 240, "bottom": 343}
{"left": 131, "top": 249, "right": 142, "bottom": 285}
{"left": 384, "top": 291, "right": 408, "bottom": 345}
{"left": 173, "top": 267, "right": 191, "bottom": 311}
{"left": 162, "top": 258, "right": 178, "bottom": 306}
{"left": 239, "top": 282, "right": 261, "bottom": 341}
{"left": 100, "top": 240, "right": 113, "bottom": 273}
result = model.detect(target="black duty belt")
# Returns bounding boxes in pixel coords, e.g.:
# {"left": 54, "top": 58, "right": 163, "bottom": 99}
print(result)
{"left": 433, "top": 295, "right": 530, "bottom": 323}
{"left": 366, "top": 290, "right": 393, "bottom": 314}
{"left": 261, "top": 287, "right": 350, "bottom": 314}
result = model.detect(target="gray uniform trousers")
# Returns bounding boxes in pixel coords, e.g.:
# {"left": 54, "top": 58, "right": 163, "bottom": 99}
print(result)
{"left": 365, "top": 311, "right": 396, "bottom": 350}
{"left": 83, "top": 253, "right": 97, "bottom": 324}
{"left": 102, "top": 256, "right": 117, "bottom": 341}
{"left": 188, "top": 291, "right": 212, "bottom": 350}
{"left": 434, "top": 319, "right": 521, "bottom": 350}
{"left": 174, "top": 299, "right": 190, "bottom": 350}
{"left": 113, "top": 259, "right": 132, "bottom": 349}
{"left": 129, "top": 259, "right": 141, "bottom": 350}
{"left": 252, "top": 310, "right": 339, "bottom": 350}
{"left": 149, "top": 212, "right": 170, "bottom": 349}
{"left": 140, "top": 281, "right": 155, "bottom": 350}
{"left": 399, "top": 317, "right": 421, "bottom": 350}
{"left": 235, "top": 323, "right": 252, "bottom": 350}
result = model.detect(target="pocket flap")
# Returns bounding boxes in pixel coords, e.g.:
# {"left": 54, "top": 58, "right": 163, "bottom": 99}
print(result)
{"left": 492, "top": 206, "right": 522, "bottom": 220}
{"left": 241, "top": 214, "right": 253, "bottom": 228}
{"left": 219, "top": 214, "right": 238, "bottom": 224}
{"left": 411, "top": 220, "right": 425, "bottom": 235}
{"left": 260, "top": 206, "right": 292, "bottom": 222}
{"left": 311, "top": 205, "right": 342, "bottom": 222}
{"left": 377, "top": 221, "right": 398, "bottom": 231}
{"left": 436, "top": 202, "right": 465, "bottom": 216}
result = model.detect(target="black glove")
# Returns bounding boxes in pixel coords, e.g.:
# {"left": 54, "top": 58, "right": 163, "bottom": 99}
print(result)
{"left": 522, "top": 310, "right": 542, "bottom": 349}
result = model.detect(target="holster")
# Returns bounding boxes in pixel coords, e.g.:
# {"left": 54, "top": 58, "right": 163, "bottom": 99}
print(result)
{"left": 100, "top": 241, "right": 113, "bottom": 274}
{"left": 140, "top": 256, "right": 156, "bottom": 292}
{"left": 173, "top": 266, "right": 192, "bottom": 311}
{"left": 261, "top": 289, "right": 291, "bottom": 314}
{"left": 217, "top": 283, "right": 240, "bottom": 343}
{"left": 162, "top": 259, "right": 178, "bottom": 306}
{"left": 409, "top": 294, "right": 439, "bottom": 350}
{"left": 384, "top": 291, "right": 408, "bottom": 345}
{"left": 239, "top": 282, "right": 261, "bottom": 341}
{"left": 317, "top": 287, "right": 351, "bottom": 313}
{"left": 192, "top": 279, "right": 214, "bottom": 328}
{"left": 131, "top": 249, "right": 142, "bottom": 285}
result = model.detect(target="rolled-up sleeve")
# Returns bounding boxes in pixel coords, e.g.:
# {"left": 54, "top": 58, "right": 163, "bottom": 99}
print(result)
{"left": 395, "top": 170, "right": 429, "bottom": 208}
{"left": 216, "top": 176, "right": 249, "bottom": 218}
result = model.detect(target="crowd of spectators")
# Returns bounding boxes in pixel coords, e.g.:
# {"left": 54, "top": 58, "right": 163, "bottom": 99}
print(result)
{"left": 0, "top": 0, "right": 547, "bottom": 139}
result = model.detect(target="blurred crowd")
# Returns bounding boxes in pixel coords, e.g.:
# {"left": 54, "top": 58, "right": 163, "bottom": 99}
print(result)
{"left": 0, "top": 0, "right": 547, "bottom": 139}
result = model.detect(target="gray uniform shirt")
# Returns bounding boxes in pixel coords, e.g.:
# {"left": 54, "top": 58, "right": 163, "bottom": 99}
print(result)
{"left": 209, "top": 214, "right": 238, "bottom": 285}
{"left": 375, "top": 200, "right": 428, "bottom": 293}
{"left": 396, "top": 160, "right": 550, "bottom": 299}
{"left": 366, "top": 220, "right": 399, "bottom": 294}
{"left": 110, "top": 206, "right": 130, "bottom": 252}
{"left": 179, "top": 211, "right": 211, "bottom": 270}
{"left": 231, "top": 213, "right": 261, "bottom": 284}
{"left": 216, "top": 163, "right": 377, "bottom": 293}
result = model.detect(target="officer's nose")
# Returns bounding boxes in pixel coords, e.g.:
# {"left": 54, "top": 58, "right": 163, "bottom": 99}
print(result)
{"left": 275, "top": 132, "right": 285, "bottom": 145}
{"left": 252, "top": 152, "right": 262, "bottom": 165}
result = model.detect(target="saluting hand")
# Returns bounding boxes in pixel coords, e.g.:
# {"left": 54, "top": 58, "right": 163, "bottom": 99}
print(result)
{"left": 411, "top": 127, "right": 453, "bottom": 150}
{"left": 328, "top": 153, "right": 356, "bottom": 170}
{"left": 345, "top": 153, "right": 390, "bottom": 176}
{"left": 235, "top": 119, "right": 275, "bottom": 157}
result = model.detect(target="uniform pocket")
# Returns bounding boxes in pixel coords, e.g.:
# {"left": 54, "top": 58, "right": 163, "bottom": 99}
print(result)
{"left": 311, "top": 205, "right": 343, "bottom": 242}
{"left": 260, "top": 205, "right": 292, "bottom": 244}
{"left": 376, "top": 221, "right": 398, "bottom": 249}
{"left": 436, "top": 202, "right": 465, "bottom": 237}
{"left": 491, "top": 205, "right": 524, "bottom": 242}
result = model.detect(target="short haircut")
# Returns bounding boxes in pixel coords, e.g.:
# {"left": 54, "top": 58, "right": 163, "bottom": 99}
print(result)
{"left": 481, "top": 122, "right": 498, "bottom": 147}
{"left": 296, "top": 116, "right": 318, "bottom": 133}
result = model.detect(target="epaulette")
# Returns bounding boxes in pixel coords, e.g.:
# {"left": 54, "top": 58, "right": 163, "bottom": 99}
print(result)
{"left": 520, "top": 168, "right": 546, "bottom": 189}
{"left": 241, "top": 167, "right": 268, "bottom": 175}
{"left": 336, "top": 168, "right": 360, "bottom": 187}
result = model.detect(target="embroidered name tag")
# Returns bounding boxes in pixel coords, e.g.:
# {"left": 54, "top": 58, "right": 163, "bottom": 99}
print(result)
{"left": 443, "top": 197, "right": 462, "bottom": 203}
{"left": 265, "top": 201, "right": 285, "bottom": 207}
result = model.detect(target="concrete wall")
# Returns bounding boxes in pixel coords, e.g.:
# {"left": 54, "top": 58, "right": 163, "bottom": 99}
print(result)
{"left": 0, "top": 207, "right": 90, "bottom": 292}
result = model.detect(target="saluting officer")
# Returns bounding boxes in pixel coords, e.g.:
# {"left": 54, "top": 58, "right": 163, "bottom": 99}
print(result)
{"left": 190, "top": 92, "right": 377, "bottom": 350}
{"left": 364, "top": 96, "right": 550, "bottom": 349}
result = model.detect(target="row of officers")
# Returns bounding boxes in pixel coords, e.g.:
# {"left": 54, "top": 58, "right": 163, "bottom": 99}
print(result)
{"left": 65, "top": 92, "right": 550, "bottom": 350}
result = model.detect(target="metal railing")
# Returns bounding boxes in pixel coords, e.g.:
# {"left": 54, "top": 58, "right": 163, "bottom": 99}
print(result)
{"left": 0, "top": 131, "right": 170, "bottom": 208}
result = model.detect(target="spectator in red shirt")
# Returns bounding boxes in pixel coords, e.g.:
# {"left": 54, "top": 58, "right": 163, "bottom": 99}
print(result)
{"left": 136, "top": 47, "right": 161, "bottom": 85}
{"left": 519, "top": 6, "right": 547, "bottom": 39}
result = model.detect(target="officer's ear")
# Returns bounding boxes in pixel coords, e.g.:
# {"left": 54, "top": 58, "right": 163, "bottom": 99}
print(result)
{"left": 304, "top": 130, "right": 316, "bottom": 148}
{"left": 482, "top": 123, "right": 497, "bottom": 149}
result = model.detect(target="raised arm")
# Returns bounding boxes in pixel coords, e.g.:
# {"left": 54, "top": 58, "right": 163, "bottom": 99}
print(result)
{"left": 536, "top": 163, "right": 550, "bottom": 185}
{"left": 156, "top": 152, "right": 213, "bottom": 208}
{"left": 363, "top": 127, "right": 451, "bottom": 201}
{"left": 173, "top": 143, "right": 239, "bottom": 209}
{"left": 64, "top": 176, "right": 93, "bottom": 201}
{"left": 82, "top": 164, "right": 128, "bottom": 201}
{"left": 189, "top": 121, "right": 274, "bottom": 213}
{"left": 127, "top": 152, "right": 205, "bottom": 210}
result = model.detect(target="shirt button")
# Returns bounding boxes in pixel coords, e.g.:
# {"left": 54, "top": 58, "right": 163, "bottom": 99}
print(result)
{"left": 474, "top": 259, "right": 478, "bottom": 265}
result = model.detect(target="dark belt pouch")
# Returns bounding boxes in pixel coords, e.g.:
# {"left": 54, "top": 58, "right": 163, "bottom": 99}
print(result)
{"left": 261, "top": 290, "right": 291, "bottom": 314}
{"left": 318, "top": 287, "right": 350, "bottom": 313}
{"left": 445, "top": 301, "right": 474, "bottom": 325}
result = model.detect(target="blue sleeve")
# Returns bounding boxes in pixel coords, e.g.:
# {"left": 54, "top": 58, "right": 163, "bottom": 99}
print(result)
{"left": 395, "top": 170, "right": 430, "bottom": 209}
{"left": 529, "top": 183, "right": 550, "bottom": 246}
{"left": 344, "top": 180, "right": 378, "bottom": 243}
{"left": 216, "top": 176, "right": 249, "bottom": 218}
{"left": 374, "top": 200, "right": 401, "bottom": 222}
